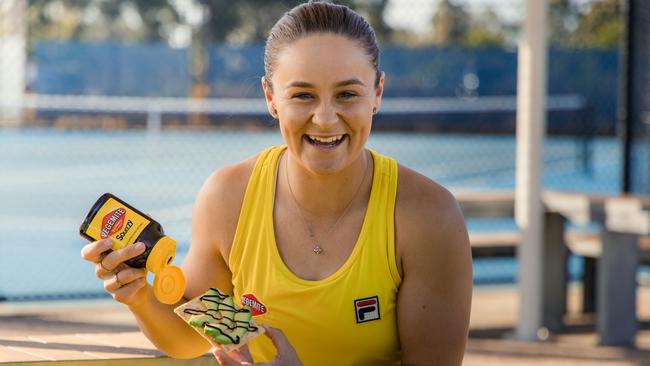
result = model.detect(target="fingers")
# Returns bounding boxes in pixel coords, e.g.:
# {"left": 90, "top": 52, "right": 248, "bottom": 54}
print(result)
{"left": 212, "top": 346, "right": 253, "bottom": 366}
{"left": 101, "top": 242, "right": 146, "bottom": 272}
{"left": 262, "top": 324, "right": 302, "bottom": 365}
{"left": 90, "top": 241, "right": 146, "bottom": 280}
{"left": 212, "top": 327, "right": 301, "bottom": 366}
{"left": 213, "top": 348, "right": 242, "bottom": 366}
{"left": 81, "top": 238, "right": 148, "bottom": 306}
{"left": 80, "top": 238, "right": 112, "bottom": 264}
{"left": 104, "top": 267, "right": 147, "bottom": 293}
{"left": 111, "top": 274, "right": 148, "bottom": 304}
{"left": 262, "top": 324, "right": 288, "bottom": 352}
{"left": 234, "top": 346, "right": 253, "bottom": 363}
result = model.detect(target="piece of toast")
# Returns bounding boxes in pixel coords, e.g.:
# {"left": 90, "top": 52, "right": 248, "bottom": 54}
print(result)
{"left": 174, "top": 289, "right": 265, "bottom": 353}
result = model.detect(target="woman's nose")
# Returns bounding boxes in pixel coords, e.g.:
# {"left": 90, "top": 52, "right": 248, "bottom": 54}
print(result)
{"left": 312, "top": 101, "right": 338, "bottom": 127}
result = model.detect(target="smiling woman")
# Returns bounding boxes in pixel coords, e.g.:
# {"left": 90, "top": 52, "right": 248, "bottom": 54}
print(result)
{"left": 263, "top": 32, "right": 380, "bottom": 175}
{"left": 79, "top": 2, "right": 473, "bottom": 366}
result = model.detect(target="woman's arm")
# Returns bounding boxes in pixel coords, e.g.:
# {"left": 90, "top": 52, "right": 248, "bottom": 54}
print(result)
{"left": 133, "top": 160, "right": 256, "bottom": 357}
{"left": 131, "top": 166, "right": 244, "bottom": 358}
{"left": 81, "top": 237, "right": 211, "bottom": 359}
{"left": 395, "top": 167, "right": 473, "bottom": 365}
{"left": 81, "top": 159, "right": 254, "bottom": 359}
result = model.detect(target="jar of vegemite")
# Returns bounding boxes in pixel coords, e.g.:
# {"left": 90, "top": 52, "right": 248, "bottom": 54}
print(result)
{"left": 79, "top": 193, "right": 186, "bottom": 304}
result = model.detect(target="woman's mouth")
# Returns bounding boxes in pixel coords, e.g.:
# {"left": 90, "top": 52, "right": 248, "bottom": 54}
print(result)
{"left": 305, "top": 134, "right": 346, "bottom": 148}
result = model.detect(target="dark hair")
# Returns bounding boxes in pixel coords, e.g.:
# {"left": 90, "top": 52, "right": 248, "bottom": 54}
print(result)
{"left": 264, "top": 1, "right": 381, "bottom": 91}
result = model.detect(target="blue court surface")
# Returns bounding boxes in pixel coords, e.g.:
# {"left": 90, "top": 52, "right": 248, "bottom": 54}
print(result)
{"left": 0, "top": 128, "right": 624, "bottom": 300}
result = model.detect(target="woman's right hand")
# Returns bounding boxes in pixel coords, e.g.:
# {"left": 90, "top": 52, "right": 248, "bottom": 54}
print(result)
{"left": 80, "top": 238, "right": 149, "bottom": 306}
{"left": 213, "top": 324, "right": 303, "bottom": 366}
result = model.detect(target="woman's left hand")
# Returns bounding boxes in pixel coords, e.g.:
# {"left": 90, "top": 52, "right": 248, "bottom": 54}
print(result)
{"left": 213, "top": 324, "right": 302, "bottom": 366}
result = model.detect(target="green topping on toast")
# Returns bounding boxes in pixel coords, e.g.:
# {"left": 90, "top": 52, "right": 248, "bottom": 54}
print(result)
{"left": 182, "top": 288, "right": 259, "bottom": 345}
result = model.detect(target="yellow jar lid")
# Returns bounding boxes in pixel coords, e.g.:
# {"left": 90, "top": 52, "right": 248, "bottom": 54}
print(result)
{"left": 153, "top": 265, "right": 186, "bottom": 305}
{"left": 146, "top": 236, "right": 176, "bottom": 274}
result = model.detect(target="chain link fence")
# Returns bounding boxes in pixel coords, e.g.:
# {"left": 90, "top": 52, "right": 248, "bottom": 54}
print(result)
{"left": 1, "top": 0, "right": 638, "bottom": 301}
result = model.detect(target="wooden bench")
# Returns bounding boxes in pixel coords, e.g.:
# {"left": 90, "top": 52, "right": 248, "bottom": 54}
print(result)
{"left": 0, "top": 331, "right": 214, "bottom": 365}
{"left": 457, "top": 190, "right": 650, "bottom": 346}
{"left": 470, "top": 229, "right": 650, "bottom": 261}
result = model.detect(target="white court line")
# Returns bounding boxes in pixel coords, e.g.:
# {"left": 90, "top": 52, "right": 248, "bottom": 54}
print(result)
{"left": 74, "top": 334, "right": 121, "bottom": 349}
{"left": 26, "top": 336, "right": 48, "bottom": 344}
{"left": 83, "top": 351, "right": 109, "bottom": 359}
{"left": 6, "top": 346, "right": 57, "bottom": 361}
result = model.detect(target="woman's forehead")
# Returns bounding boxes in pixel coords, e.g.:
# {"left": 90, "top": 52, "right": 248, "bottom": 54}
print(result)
{"left": 273, "top": 34, "right": 375, "bottom": 87}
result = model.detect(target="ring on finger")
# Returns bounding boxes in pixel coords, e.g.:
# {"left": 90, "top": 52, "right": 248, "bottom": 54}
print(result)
{"left": 100, "top": 260, "right": 112, "bottom": 273}
{"left": 115, "top": 271, "right": 124, "bottom": 287}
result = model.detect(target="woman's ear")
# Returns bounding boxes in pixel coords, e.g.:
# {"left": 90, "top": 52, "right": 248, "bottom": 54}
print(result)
{"left": 261, "top": 76, "right": 277, "bottom": 119}
{"left": 373, "top": 71, "right": 385, "bottom": 113}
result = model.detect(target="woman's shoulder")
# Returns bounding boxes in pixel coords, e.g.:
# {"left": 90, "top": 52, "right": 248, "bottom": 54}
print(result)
{"left": 395, "top": 164, "right": 469, "bottom": 269}
{"left": 199, "top": 146, "right": 280, "bottom": 200}
{"left": 396, "top": 164, "right": 460, "bottom": 219}
{"left": 192, "top": 151, "right": 261, "bottom": 253}
{"left": 199, "top": 153, "right": 259, "bottom": 205}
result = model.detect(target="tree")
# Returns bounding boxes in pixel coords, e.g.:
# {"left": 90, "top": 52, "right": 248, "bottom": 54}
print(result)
{"left": 27, "top": 0, "right": 181, "bottom": 44}
{"left": 431, "top": 0, "right": 471, "bottom": 45}
{"left": 194, "top": 0, "right": 389, "bottom": 44}
{"left": 548, "top": 0, "right": 580, "bottom": 46}
{"left": 570, "top": 0, "right": 621, "bottom": 48}
{"left": 190, "top": 0, "right": 391, "bottom": 98}
{"left": 430, "top": 1, "right": 507, "bottom": 47}
{"left": 547, "top": 0, "right": 621, "bottom": 49}
{"left": 25, "top": 0, "right": 395, "bottom": 99}
{"left": 465, "top": 6, "right": 506, "bottom": 47}
{"left": 26, "top": 1, "right": 392, "bottom": 46}
{"left": 352, "top": 0, "right": 392, "bottom": 43}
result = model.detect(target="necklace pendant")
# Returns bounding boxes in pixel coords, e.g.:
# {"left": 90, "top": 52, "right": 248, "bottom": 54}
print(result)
{"left": 313, "top": 244, "right": 323, "bottom": 255}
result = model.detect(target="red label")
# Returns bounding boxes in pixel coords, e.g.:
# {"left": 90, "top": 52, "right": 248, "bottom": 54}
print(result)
{"left": 356, "top": 299, "right": 377, "bottom": 307}
{"left": 101, "top": 208, "right": 126, "bottom": 238}
{"left": 241, "top": 293, "right": 267, "bottom": 316}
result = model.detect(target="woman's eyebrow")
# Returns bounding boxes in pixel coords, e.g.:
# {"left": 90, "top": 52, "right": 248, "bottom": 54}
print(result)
{"left": 335, "top": 78, "right": 366, "bottom": 87}
{"left": 286, "top": 81, "right": 313, "bottom": 88}
{"left": 286, "top": 78, "right": 367, "bottom": 88}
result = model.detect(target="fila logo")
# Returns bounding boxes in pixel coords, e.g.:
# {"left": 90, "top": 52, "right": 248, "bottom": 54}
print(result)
{"left": 354, "top": 296, "right": 380, "bottom": 323}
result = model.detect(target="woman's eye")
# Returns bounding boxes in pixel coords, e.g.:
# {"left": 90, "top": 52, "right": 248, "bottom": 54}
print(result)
{"left": 338, "top": 92, "right": 357, "bottom": 99}
{"left": 293, "top": 93, "right": 313, "bottom": 100}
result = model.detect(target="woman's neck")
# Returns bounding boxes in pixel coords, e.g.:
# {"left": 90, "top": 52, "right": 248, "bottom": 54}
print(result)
{"left": 283, "top": 149, "right": 372, "bottom": 219}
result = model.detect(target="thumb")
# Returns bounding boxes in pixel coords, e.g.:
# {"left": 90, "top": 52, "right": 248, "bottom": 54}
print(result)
{"left": 212, "top": 347, "right": 238, "bottom": 366}
{"left": 262, "top": 324, "right": 288, "bottom": 351}
{"left": 262, "top": 324, "right": 301, "bottom": 363}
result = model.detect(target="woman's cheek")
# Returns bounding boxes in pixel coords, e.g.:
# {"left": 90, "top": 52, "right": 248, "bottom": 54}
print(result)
{"left": 345, "top": 105, "right": 373, "bottom": 125}
{"left": 282, "top": 104, "right": 313, "bottom": 122}
{"left": 343, "top": 100, "right": 372, "bottom": 115}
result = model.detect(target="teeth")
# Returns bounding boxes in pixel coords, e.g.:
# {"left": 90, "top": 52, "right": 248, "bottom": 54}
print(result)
{"left": 308, "top": 135, "right": 343, "bottom": 143}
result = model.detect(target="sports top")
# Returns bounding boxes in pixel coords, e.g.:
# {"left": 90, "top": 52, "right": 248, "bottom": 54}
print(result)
{"left": 228, "top": 145, "right": 401, "bottom": 365}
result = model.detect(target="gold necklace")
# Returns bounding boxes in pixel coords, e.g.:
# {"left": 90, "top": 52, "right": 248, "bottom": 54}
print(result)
{"left": 285, "top": 151, "right": 370, "bottom": 255}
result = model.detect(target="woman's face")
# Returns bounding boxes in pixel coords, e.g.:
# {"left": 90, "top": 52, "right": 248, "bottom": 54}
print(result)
{"left": 263, "top": 33, "right": 384, "bottom": 175}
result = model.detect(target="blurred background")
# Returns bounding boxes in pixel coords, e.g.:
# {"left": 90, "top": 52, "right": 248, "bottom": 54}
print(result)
{"left": 0, "top": 0, "right": 641, "bottom": 303}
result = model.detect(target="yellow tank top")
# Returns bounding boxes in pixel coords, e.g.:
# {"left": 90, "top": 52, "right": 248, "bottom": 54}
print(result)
{"left": 229, "top": 145, "right": 401, "bottom": 365}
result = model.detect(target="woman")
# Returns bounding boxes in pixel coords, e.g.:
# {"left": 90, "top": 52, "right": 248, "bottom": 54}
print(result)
{"left": 81, "top": 2, "right": 472, "bottom": 365}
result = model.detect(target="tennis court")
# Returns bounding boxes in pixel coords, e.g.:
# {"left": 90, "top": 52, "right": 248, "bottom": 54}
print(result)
{"left": 0, "top": 128, "right": 621, "bottom": 300}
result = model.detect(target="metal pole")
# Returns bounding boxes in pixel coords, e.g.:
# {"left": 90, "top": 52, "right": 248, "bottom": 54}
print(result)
{"left": 146, "top": 109, "right": 162, "bottom": 135}
{"left": 515, "top": 0, "right": 548, "bottom": 341}
{"left": 0, "top": 0, "right": 27, "bottom": 127}
{"left": 618, "top": 0, "right": 633, "bottom": 193}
